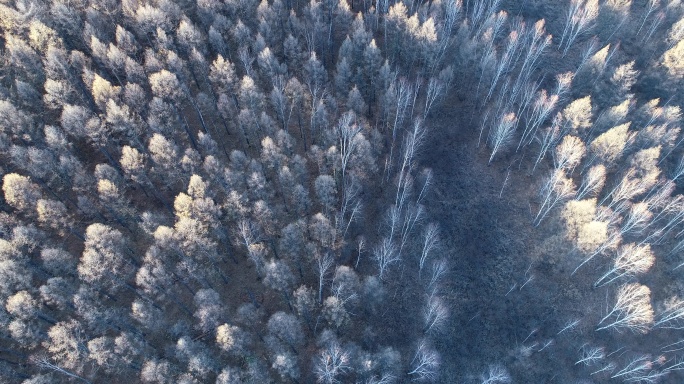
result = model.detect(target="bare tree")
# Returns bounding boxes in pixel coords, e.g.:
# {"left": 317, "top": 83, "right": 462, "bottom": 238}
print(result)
{"left": 611, "top": 355, "right": 658, "bottom": 382}
{"left": 313, "top": 341, "right": 351, "bottom": 384}
{"left": 534, "top": 170, "right": 576, "bottom": 226}
{"left": 316, "top": 252, "right": 334, "bottom": 303}
{"left": 479, "top": 364, "right": 512, "bottom": 384}
{"left": 619, "top": 202, "right": 653, "bottom": 235}
{"left": 595, "top": 243, "right": 654, "bottom": 287}
{"left": 373, "top": 238, "right": 399, "bottom": 280}
{"left": 575, "top": 164, "right": 606, "bottom": 200}
{"left": 575, "top": 345, "right": 604, "bottom": 366}
{"left": 423, "top": 77, "right": 444, "bottom": 119}
{"left": 654, "top": 297, "right": 684, "bottom": 329}
{"left": 423, "top": 293, "right": 448, "bottom": 334}
{"left": 32, "top": 355, "right": 92, "bottom": 384}
{"left": 486, "top": 31, "right": 520, "bottom": 103}
{"left": 596, "top": 283, "right": 654, "bottom": 333}
{"left": 559, "top": 0, "right": 599, "bottom": 56}
{"left": 336, "top": 111, "right": 362, "bottom": 184}
{"left": 428, "top": 259, "right": 448, "bottom": 289}
{"left": 488, "top": 112, "right": 517, "bottom": 164}
{"left": 236, "top": 219, "right": 266, "bottom": 276}
{"left": 553, "top": 135, "right": 585, "bottom": 171}
{"left": 419, "top": 223, "right": 440, "bottom": 273}
{"left": 600, "top": 169, "right": 651, "bottom": 215}
{"left": 407, "top": 339, "right": 439, "bottom": 381}
{"left": 533, "top": 115, "right": 562, "bottom": 171}
{"left": 636, "top": 0, "right": 660, "bottom": 36}
{"left": 519, "top": 90, "right": 558, "bottom": 149}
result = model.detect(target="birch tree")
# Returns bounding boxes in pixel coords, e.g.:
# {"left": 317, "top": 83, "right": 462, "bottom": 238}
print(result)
{"left": 534, "top": 170, "right": 576, "bottom": 226}
{"left": 575, "top": 164, "right": 606, "bottom": 199}
{"left": 488, "top": 112, "right": 517, "bottom": 164}
{"left": 407, "top": 339, "right": 439, "bottom": 381}
{"left": 596, "top": 283, "right": 654, "bottom": 333}
{"left": 373, "top": 238, "right": 399, "bottom": 280}
{"left": 594, "top": 244, "right": 654, "bottom": 287}
{"left": 313, "top": 341, "right": 351, "bottom": 384}
{"left": 559, "top": 0, "right": 599, "bottom": 56}
{"left": 480, "top": 365, "right": 512, "bottom": 384}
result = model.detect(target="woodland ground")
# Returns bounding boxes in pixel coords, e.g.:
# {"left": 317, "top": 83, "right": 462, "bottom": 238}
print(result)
{"left": 422, "top": 81, "right": 684, "bottom": 382}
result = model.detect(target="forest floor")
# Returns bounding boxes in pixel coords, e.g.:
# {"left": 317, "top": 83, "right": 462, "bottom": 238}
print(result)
{"left": 422, "top": 79, "right": 684, "bottom": 381}
{"left": 421, "top": 85, "right": 625, "bottom": 382}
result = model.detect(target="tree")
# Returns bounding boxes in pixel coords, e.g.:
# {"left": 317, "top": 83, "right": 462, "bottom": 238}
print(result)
{"left": 313, "top": 341, "right": 352, "bottom": 384}
{"left": 316, "top": 252, "right": 334, "bottom": 302}
{"left": 78, "top": 224, "right": 134, "bottom": 294}
{"left": 480, "top": 365, "right": 512, "bottom": 384}
{"left": 3, "top": 173, "right": 41, "bottom": 213}
{"left": 267, "top": 312, "right": 303, "bottom": 352}
{"left": 131, "top": 298, "right": 165, "bottom": 332}
{"left": 31, "top": 355, "right": 92, "bottom": 384}
{"left": 174, "top": 337, "right": 218, "bottom": 379}
{"left": 44, "top": 320, "right": 88, "bottom": 372}
{"left": 6, "top": 290, "right": 54, "bottom": 324}
{"left": 323, "top": 295, "right": 351, "bottom": 328}
{"left": 264, "top": 259, "right": 296, "bottom": 305}
{"left": 373, "top": 238, "right": 399, "bottom": 280}
{"left": 407, "top": 339, "right": 439, "bottom": 381}
{"left": 270, "top": 348, "right": 300, "bottom": 381}
{"left": 40, "top": 277, "right": 75, "bottom": 311}
{"left": 654, "top": 296, "right": 684, "bottom": 329}
{"left": 589, "top": 123, "right": 633, "bottom": 165}
{"left": 216, "top": 324, "right": 250, "bottom": 355}
{"left": 36, "top": 199, "right": 70, "bottom": 234}
{"left": 293, "top": 285, "right": 318, "bottom": 327}
{"left": 534, "top": 170, "right": 576, "bottom": 226}
{"left": 148, "top": 133, "right": 180, "bottom": 184}
{"left": 216, "top": 366, "right": 243, "bottom": 384}
{"left": 663, "top": 38, "right": 684, "bottom": 79}
{"left": 423, "top": 293, "right": 448, "bottom": 334}
{"left": 140, "top": 359, "right": 173, "bottom": 383}
{"left": 315, "top": 175, "right": 337, "bottom": 212}
{"left": 575, "top": 345, "right": 604, "bottom": 366}
{"left": 87, "top": 336, "right": 120, "bottom": 374}
{"left": 488, "top": 112, "right": 517, "bottom": 164}
{"left": 150, "top": 70, "right": 182, "bottom": 102}
{"left": 553, "top": 135, "right": 585, "bottom": 171}
{"left": 559, "top": 0, "right": 599, "bottom": 56}
{"left": 594, "top": 244, "right": 654, "bottom": 287}
{"left": 209, "top": 55, "right": 237, "bottom": 95}
{"left": 193, "top": 289, "right": 225, "bottom": 332}
{"left": 576, "top": 164, "right": 606, "bottom": 199}
{"left": 596, "top": 283, "right": 654, "bottom": 333}
{"left": 556, "top": 94, "right": 589, "bottom": 130}
{"left": 120, "top": 146, "right": 148, "bottom": 185}
{"left": 40, "top": 248, "right": 76, "bottom": 277}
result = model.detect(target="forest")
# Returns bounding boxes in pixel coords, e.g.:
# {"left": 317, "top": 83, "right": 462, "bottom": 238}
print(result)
{"left": 2, "top": 0, "right": 684, "bottom": 382}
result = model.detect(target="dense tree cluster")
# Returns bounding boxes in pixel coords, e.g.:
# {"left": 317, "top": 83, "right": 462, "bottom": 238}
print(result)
{"left": 3, "top": 0, "right": 684, "bottom": 382}
{"left": 0, "top": 0, "right": 453, "bottom": 382}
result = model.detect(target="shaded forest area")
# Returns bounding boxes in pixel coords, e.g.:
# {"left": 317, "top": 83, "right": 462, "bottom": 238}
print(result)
{"left": 3, "top": 0, "right": 684, "bottom": 382}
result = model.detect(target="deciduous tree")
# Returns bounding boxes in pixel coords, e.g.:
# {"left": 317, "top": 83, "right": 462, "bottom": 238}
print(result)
{"left": 596, "top": 283, "right": 654, "bottom": 333}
